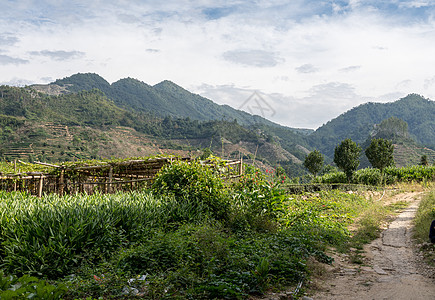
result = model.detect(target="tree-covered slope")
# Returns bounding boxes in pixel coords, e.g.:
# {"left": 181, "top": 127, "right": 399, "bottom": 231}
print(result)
{"left": 0, "top": 85, "right": 309, "bottom": 175}
{"left": 309, "top": 94, "right": 435, "bottom": 157}
{"left": 50, "top": 73, "right": 284, "bottom": 128}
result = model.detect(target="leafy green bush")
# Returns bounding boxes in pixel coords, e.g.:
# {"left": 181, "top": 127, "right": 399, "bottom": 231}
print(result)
{"left": 316, "top": 171, "right": 347, "bottom": 184}
{"left": 116, "top": 224, "right": 312, "bottom": 299}
{"left": 384, "top": 165, "right": 435, "bottom": 182}
{"left": 0, "top": 271, "right": 67, "bottom": 299}
{"left": 230, "top": 165, "right": 286, "bottom": 232}
{"left": 316, "top": 166, "right": 435, "bottom": 185}
{"left": 353, "top": 168, "right": 382, "bottom": 186}
{"left": 152, "top": 159, "right": 230, "bottom": 221}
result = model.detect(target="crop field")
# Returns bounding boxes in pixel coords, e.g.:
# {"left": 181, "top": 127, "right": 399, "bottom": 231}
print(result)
{"left": 0, "top": 159, "right": 433, "bottom": 299}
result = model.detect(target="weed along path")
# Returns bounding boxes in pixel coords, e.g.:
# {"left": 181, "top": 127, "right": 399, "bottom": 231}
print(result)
{"left": 310, "top": 191, "right": 435, "bottom": 300}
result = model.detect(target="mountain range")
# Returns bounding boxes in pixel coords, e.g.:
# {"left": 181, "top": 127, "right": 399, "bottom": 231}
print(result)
{"left": 1, "top": 73, "right": 434, "bottom": 175}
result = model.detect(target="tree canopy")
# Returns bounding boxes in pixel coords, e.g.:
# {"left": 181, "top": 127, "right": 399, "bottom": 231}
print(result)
{"left": 334, "top": 138, "right": 361, "bottom": 182}
{"left": 303, "top": 150, "right": 324, "bottom": 177}
{"left": 365, "top": 138, "right": 395, "bottom": 171}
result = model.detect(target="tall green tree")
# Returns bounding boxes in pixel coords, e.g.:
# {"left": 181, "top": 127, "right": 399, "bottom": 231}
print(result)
{"left": 334, "top": 138, "right": 361, "bottom": 182}
{"left": 365, "top": 138, "right": 395, "bottom": 172}
{"left": 303, "top": 150, "right": 324, "bottom": 178}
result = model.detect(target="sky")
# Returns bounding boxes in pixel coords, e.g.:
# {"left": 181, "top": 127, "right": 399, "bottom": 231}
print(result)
{"left": 1, "top": 0, "right": 435, "bottom": 129}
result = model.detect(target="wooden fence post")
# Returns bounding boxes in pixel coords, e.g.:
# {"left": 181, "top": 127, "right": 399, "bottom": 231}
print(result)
{"left": 239, "top": 158, "right": 243, "bottom": 176}
{"left": 108, "top": 166, "right": 113, "bottom": 193}
{"left": 59, "top": 169, "right": 65, "bottom": 195}
{"left": 38, "top": 175, "right": 44, "bottom": 197}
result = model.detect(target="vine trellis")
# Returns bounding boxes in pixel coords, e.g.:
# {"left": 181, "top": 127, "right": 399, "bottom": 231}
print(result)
{"left": 0, "top": 157, "right": 243, "bottom": 196}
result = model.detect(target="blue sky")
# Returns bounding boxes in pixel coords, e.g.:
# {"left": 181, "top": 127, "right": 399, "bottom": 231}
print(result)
{"left": 1, "top": 0, "right": 435, "bottom": 129}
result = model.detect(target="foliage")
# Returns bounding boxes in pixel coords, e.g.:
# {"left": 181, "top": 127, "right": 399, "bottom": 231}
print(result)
{"left": 414, "top": 189, "right": 435, "bottom": 267}
{"left": 53, "top": 73, "right": 280, "bottom": 127}
{"left": 303, "top": 150, "right": 324, "bottom": 177}
{"left": 229, "top": 165, "right": 288, "bottom": 233}
{"left": 413, "top": 190, "right": 435, "bottom": 243}
{"left": 384, "top": 165, "right": 435, "bottom": 182}
{"left": 199, "top": 147, "right": 213, "bottom": 160}
{"left": 276, "top": 191, "right": 368, "bottom": 246}
{"left": 152, "top": 158, "right": 230, "bottom": 221}
{"left": 334, "top": 139, "right": 362, "bottom": 182}
{"left": 352, "top": 168, "right": 383, "bottom": 186}
{"left": 0, "top": 153, "right": 431, "bottom": 299}
{"left": 0, "top": 271, "right": 67, "bottom": 299}
{"left": 0, "top": 190, "right": 212, "bottom": 278}
{"left": 365, "top": 138, "right": 395, "bottom": 171}
{"left": 372, "top": 117, "right": 410, "bottom": 141}
{"left": 316, "top": 165, "right": 435, "bottom": 185}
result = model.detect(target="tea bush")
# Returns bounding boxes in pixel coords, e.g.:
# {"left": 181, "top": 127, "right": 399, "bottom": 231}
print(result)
{"left": 315, "top": 171, "right": 347, "bottom": 184}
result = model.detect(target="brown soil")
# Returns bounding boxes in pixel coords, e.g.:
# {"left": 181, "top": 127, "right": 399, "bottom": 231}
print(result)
{"left": 309, "top": 191, "right": 435, "bottom": 300}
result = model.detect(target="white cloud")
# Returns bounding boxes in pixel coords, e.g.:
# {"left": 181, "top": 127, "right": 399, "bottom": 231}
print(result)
{"left": 339, "top": 66, "right": 361, "bottom": 73}
{"left": 1, "top": 1, "right": 435, "bottom": 128}
{"left": 0, "top": 54, "right": 28, "bottom": 65}
{"left": 0, "top": 34, "right": 19, "bottom": 46}
{"left": 29, "top": 50, "right": 85, "bottom": 61}
{"left": 222, "top": 50, "right": 285, "bottom": 67}
{"left": 296, "top": 64, "right": 318, "bottom": 74}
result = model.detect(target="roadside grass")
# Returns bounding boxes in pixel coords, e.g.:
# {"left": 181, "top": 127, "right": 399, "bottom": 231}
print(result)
{"left": 333, "top": 186, "right": 414, "bottom": 264}
{"left": 414, "top": 189, "right": 435, "bottom": 266}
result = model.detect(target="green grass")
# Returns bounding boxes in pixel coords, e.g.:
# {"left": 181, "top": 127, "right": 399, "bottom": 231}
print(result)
{"left": 413, "top": 190, "right": 435, "bottom": 267}
{"left": 0, "top": 161, "right": 431, "bottom": 299}
{"left": 414, "top": 190, "right": 435, "bottom": 242}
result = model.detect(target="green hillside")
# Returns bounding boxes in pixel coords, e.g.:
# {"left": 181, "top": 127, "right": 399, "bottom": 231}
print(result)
{"left": 0, "top": 84, "right": 308, "bottom": 175}
{"left": 358, "top": 117, "right": 435, "bottom": 167}
{"left": 309, "top": 94, "right": 435, "bottom": 158}
{"left": 50, "top": 73, "right": 284, "bottom": 127}
{"left": 3, "top": 74, "right": 435, "bottom": 172}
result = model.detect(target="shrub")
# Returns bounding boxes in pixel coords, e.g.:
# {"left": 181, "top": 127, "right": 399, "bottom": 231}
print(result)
{"left": 384, "top": 165, "right": 435, "bottom": 182}
{"left": 353, "top": 168, "right": 382, "bottom": 186}
{"left": 152, "top": 159, "right": 230, "bottom": 221}
{"left": 0, "top": 271, "right": 67, "bottom": 299}
{"left": 229, "top": 165, "right": 286, "bottom": 232}
{"left": 317, "top": 171, "right": 347, "bottom": 184}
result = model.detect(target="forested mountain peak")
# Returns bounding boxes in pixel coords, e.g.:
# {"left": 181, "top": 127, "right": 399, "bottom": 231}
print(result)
{"left": 53, "top": 73, "right": 110, "bottom": 93}
{"left": 153, "top": 80, "right": 181, "bottom": 89}
{"left": 112, "top": 77, "right": 153, "bottom": 89}
{"left": 36, "top": 73, "right": 285, "bottom": 128}
{"left": 396, "top": 93, "right": 430, "bottom": 103}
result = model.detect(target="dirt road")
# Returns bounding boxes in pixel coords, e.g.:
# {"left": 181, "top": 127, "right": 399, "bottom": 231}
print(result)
{"left": 310, "top": 192, "right": 435, "bottom": 300}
